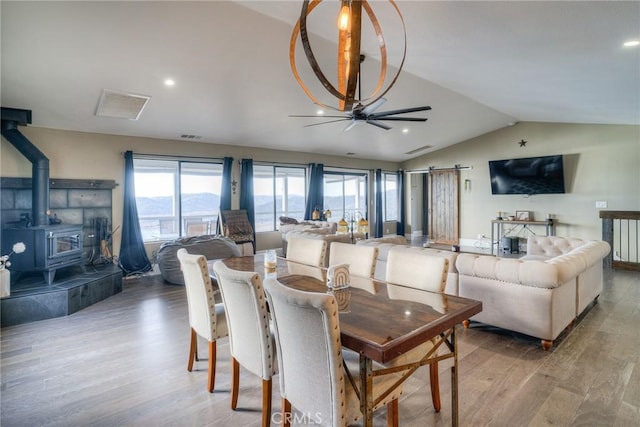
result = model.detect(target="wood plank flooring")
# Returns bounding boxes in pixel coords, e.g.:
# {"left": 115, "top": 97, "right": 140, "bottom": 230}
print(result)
{"left": 1, "top": 269, "right": 639, "bottom": 426}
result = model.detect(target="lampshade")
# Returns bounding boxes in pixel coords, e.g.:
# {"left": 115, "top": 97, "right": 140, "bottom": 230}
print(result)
{"left": 337, "top": 218, "right": 349, "bottom": 234}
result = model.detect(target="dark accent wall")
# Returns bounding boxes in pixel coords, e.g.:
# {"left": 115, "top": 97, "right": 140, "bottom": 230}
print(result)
{"left": 1, "top": 177, "right": 117, "bottom": 262}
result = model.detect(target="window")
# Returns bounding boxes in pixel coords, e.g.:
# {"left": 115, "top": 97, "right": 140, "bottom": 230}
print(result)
{"left": 133, "top": 157, "right": 223, "bottom": 241}
{"left": 253, "top": 165, "right": 306, "bottom": 232}
{"left": 323, "top": 172, "right": 368, "bottom": 222}
{"left": 383, "top": 172, "right": 398, "bottom": 221}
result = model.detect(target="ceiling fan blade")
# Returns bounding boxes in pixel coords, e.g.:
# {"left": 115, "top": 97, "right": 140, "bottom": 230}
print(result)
{"left": 369, "top": 106, "right": 432, "bottom": 119}
{"left": 374, "top": 116, "right": 428, "bottom": 122}
{"left": 289, "top": 114, "right": 347, "bottom": 119}
{"left": 343, "top": 121, "right": 358, "bottom": 132}
{"left": 302, "top": 118, "right": 350, "bottom": 128}
{"left": 362, "top": 98, "right": 387, "bottom": 116}
{"left": 366, "top": 120, "right": 392, "bottom": 130}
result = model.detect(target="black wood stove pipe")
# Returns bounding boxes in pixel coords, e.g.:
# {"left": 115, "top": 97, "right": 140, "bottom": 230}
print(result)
{"left": 1, "top": 107, "right": 50, "bottom": 227}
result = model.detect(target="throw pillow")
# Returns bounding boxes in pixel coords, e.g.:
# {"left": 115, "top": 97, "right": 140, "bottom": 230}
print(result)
{"left": 279, "top": 216, "right": 299, "bottom": 225}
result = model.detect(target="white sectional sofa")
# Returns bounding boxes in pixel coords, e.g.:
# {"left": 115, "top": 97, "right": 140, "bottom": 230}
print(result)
{"left": 357, "top": 235, "right": 610, "bottom": 350}
{"left": 455, "top": 236, "right": 610, "bottom": 349}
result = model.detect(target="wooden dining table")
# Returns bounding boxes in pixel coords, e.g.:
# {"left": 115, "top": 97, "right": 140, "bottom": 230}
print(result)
{"left": 209, "top": 254, "right": 482, "bottom": 427}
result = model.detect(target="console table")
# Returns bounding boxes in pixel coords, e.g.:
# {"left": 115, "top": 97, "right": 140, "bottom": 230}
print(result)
{"left": 490, "top": 219, "right": 556, "bottom": 255}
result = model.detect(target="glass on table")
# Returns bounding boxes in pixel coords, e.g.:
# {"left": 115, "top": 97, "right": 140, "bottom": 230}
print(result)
{"left": 264, "top": 249, "right": 277, "bottom": 275}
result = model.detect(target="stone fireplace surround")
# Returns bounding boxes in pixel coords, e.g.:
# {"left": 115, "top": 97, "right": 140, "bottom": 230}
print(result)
{"left": 1, "top": 177, "right": 123, "bottom": 326}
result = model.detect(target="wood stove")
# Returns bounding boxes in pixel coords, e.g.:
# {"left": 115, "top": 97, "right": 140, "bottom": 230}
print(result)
{"left": 2, "top": 224, "right": 84, "bottom": 285}
{"left": 1, "top": 107, "right": 86, "bottom": 285}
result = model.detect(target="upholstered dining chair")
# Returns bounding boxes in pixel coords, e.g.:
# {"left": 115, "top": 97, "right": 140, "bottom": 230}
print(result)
{"left": 386, "top": 247, "right": 450, "bottom": 293}
{"left": 263, "top": 278, "right": 403, "bottom": 427}
{"left": 383, "top": 247, "right": 451, "bottom": 413}
{"left": 177, "top": 249, "right": 229, "bottom": 393}
{"left": 285, "top": 237, "right": 327, "bottom": 267}
{"left": 212, "top": 261, "right": 277, "bottom": 427}
{"left": 328, "top": 242, "right": 379, "bottom": 278}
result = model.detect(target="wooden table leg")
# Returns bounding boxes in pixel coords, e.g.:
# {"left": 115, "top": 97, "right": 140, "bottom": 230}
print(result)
{"left": 360, "top": 354, "right": 374, "bottom": 427}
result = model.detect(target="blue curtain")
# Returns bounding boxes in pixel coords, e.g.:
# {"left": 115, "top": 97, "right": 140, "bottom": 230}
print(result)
{"left": 374, "top": 169, "right": 383, "bottom": 238}
{"left": 397, "top": 170, "right": 406, "bottom": 237}
{"left": 304, "top": 163, "right": 324, "bottom": 220}
{"left": 216, "top": 156, "right": 233, "bottom": 233}
{"left": 239, "top": 159, "right": 256, "bottom": 251}
{"left": 118, "top": 151, "right": 152, "bottom": 275}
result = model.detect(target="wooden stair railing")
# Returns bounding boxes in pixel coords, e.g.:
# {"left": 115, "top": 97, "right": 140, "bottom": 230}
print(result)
{"left": 600, "top": 210, "right": 640, "bottom": 271}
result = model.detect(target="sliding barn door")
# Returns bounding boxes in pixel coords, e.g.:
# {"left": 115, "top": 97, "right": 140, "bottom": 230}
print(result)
{"left": 427, "top": 170, "right": 459, "bottom": 245}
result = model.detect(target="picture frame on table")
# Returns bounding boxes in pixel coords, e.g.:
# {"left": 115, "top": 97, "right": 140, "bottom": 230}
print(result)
{"left": 515, "top": 210, "right": 531, "bottom": 221}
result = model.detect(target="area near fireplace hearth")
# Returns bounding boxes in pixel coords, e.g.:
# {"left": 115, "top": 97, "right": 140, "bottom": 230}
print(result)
{"left": 1, "top": 107, "right": 123, "bottom": 326}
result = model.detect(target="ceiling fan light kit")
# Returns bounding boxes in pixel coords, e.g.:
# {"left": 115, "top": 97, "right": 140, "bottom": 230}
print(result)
{"left": 289, "top": 0, "right": 431, "bottom": 131}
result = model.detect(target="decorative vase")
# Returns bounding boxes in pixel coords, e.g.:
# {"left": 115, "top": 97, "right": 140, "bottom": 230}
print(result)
{"left": 0, "top": 268, "right": 10, "bottom": 298}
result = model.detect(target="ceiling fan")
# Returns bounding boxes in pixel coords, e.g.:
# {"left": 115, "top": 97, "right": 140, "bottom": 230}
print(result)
{"left": 289, "top": 98, "right": 431, "bottom": 131}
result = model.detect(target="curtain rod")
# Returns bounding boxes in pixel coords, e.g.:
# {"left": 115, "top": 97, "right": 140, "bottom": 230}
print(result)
{"left": 405, "top": 164, "right": 472, "bottom": 174}
{"left": 126, "top": 152, "right": 224, "bottom": 162}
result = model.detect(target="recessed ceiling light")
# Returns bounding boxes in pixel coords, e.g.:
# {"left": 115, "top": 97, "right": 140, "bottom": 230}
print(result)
{"left": 402, "top": 128, "right": 409, "bottom": 133}
{"left": 164, "top": 78, "right": 175, "bottom": 86}
{"left": 317, "top": 110, "right": 324, "bottom": 115}
{"left": 623, "top": 40, "right": 639, "bottom": 47}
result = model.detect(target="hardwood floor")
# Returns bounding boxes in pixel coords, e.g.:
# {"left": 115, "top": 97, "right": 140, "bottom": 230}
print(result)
{"left": 1, "top": 269, "right": 639, "bottom": 426}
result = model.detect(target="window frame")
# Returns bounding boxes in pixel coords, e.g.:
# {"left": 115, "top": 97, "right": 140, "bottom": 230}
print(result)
{"left": 252, "top": 164, "right": 307, "bottom": 232}
{"left": 133, "top": 156, "right": 223, "bottom": 242}
{"left": 323, "top": 170, "right": 369, "bottom": 222}
{"left": 382, "top": 172, "right": 398, "bottom": 221}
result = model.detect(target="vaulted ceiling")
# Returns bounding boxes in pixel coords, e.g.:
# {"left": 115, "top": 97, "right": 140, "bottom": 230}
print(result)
{"left": 2, "top": 1, "right": 638, "bottom": 162}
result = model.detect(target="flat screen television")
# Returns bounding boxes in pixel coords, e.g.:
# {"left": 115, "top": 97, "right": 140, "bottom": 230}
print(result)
{"left": 488, "top": 155, "right": 566, "bottom": 195}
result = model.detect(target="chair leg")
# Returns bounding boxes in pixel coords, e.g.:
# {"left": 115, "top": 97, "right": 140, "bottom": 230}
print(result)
{"left": 207, "top": 340, "right": 216, "bottom": 393}
{"left": 430, "top": 361, "right": 441, "bottom": 413}
{"left": 231, "top": 358, "right": 240, "bottom": 409}
{"left": 386, "top": 398, "right": 399, "bottom": 427}
{"left": 187, "top": 328, "right": 197, "bottom": 372}
{"left": 262, "top": 378, "right": 272, "bottom": 427}
{"left": 282, "top": 398, "right": 291, "bottom": 427}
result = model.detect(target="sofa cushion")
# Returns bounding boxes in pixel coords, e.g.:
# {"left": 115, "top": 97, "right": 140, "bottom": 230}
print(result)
{"left": 526, "top": 236, "right": 586, "bottom": 257}
{"left": 456, "top": 254, "right": 561, "bottom": 289}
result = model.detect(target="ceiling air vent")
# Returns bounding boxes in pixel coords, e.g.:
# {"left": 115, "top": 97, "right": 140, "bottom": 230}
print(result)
{"left": 95, "top": 89, "right": 150, "bottom": 120}
{"left": 404, "top": 144, "right": 433, "bottom": 155}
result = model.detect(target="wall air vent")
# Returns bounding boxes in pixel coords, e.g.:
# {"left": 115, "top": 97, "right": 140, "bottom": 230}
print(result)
{"left": 180, "top": 134, "right": 202, "bottom": 140}
{"left": 95, "top": 89, "right": 150, "bottom": 120}
{"left": 404, "top": 144, "right": 433, "bottom": 155}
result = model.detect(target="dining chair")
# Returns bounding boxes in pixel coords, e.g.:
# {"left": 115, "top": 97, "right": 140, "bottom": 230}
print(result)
{"left": 285, "top": 237, "right": 327, "bottom": 267}
{"left": 263, "top": 277, "right": 403, "bottom": 427}
{"left": 328, "top": 242, "right": 379, "bottom": 278}
{"left": 386, "top": 247, "right": 450, "bottom": 292}
{"left": 383, "top": 247, "right": 451, "bottom": 413}
{"left": 177, "top": 249, "right": 229, "bottom": 393}
{"left": 212, "top": 260, "right": 277, "bottom": 427}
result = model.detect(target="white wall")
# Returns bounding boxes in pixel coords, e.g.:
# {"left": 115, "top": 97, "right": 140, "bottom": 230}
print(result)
{"left": 1, "top": 127, "right": 398, "bottom": 255}
{"left": 402, "top": 122, "right": 640, "bottom": 241}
